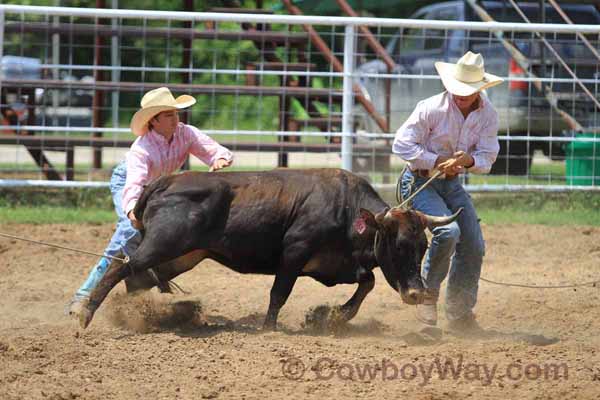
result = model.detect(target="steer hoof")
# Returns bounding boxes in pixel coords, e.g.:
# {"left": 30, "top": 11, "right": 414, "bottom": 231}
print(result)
{"left": 329, "top": 306, "right": 350, "bottom": 323}
{"left": 401, "top": 288, "right": 424, "bottom": 305}
{"left": 78, "top": 305, "right": 96, "bottom": 329}
{"left": 262, "top": 320, "right": 277, "bottom": 331}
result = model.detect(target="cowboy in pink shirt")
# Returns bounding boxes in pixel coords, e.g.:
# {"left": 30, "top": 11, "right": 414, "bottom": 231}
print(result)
{"left": 67, "top": 87, "right": 233, "bottom": 318}
{"left": 393, "top": 52, "right": 503, "bottom": 333}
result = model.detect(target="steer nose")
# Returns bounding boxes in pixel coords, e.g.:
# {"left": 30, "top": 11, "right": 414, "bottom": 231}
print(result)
{"left": 401, "top": 288, "right": 424, "bottom": 305}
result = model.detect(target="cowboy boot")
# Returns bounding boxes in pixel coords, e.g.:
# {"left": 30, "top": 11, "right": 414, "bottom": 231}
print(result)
{"left": 415, "top": 288, "right": 439, "bottom": 326}
{"left": 447, "top": 312, "right": 484, "bottom": 336}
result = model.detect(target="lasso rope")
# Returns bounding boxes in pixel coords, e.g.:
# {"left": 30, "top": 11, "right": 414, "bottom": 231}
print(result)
{"left": 0, "top": 231, "right": 189, "bottom": 293}
{"left": 392, "top": 168, "right": 600, "bottom": 290}
{"left": 1, "top": 221, "right": 599, "bottom": 290}
{"left": 0, "top": 231, "right": 128, "bottom": 263}
{"left": 479, "top": 276, "right": 599, "bottom": 289}
{"left": 396, "top": 166, "right": 443, "bottom": 209}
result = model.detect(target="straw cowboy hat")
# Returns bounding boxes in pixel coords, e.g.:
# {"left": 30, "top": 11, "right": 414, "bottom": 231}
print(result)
{"left": 130, "top": 87, "right": 196, "bottom": 136}
{"left": 434, "top": 51, "right": 503, "bottom": 97}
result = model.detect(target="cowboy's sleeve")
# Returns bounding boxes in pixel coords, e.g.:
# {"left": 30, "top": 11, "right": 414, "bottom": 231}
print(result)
{"left": 392, "top": 100, "right": 438, "bottom": 170}
{"left": 468, "top": 111, "right": 500, "bottom": 174}
{"left": 186, "top": 125, "right": 234, "bottom": 166}
{"left": 123, "top": 148, "right": 151, "bottom": 216}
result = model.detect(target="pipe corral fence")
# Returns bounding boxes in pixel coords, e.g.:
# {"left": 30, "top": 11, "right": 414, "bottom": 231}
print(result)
{"left": 0, "top": 4, "right": 599, "bottom": 191}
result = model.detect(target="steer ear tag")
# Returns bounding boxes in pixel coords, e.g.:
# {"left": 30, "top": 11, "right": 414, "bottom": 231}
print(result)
{"left": 353, "top": 217, "right": 367, "bottom": 235}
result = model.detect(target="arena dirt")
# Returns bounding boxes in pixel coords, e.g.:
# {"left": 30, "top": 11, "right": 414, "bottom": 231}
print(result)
{"left": 1, "top": 223, "right": 599, "bottom": 399}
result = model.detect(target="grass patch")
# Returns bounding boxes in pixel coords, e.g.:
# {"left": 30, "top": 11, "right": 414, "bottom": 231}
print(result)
{"left": 0, "top": 206, "right": 114, "bottom": 224}
{"left": 1, "top": 188, "right": 599, "bottom": 226}
{"left": 0, "top": 187, "right": 113, "bottom": 209}
{"left": 474, "top": 191, "right": 600, "bottom": 226}
{"left": 477, "top": 209, "right": 600, "bottom": 226}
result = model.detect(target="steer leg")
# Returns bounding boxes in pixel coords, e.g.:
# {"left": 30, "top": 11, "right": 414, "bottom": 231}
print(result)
{"left": 263, "top": 272, "right": 299, "bottom": 331}
{"left": 79, "top": 258, "right": 131, "bottom": 328}
{"left": 334, "top": 269, "right": 375, "bottom": 323}
{"left": 152, "top": 250, "right": 208, "bottom": 283}
{"left": 80, "top": 238, "right": 198, "bottom": 329}
{"left": 124, "top": 250, "right": 208, "bottom": 294}
{"left": 124, "top": 269, "right": 167, "bottom": 294}
{"left": 263, "top": 242, "right": 311, "bottom": 331}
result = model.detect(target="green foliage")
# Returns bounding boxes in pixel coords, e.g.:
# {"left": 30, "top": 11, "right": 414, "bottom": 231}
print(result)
{"left": 2, "top": 0, "right": 349, "bottom": 133}
{"left": 3, "top": 0, "right": 313, "bottom": 131}
{"left": 2, "top": 0, "right": 56, "bottom": 5}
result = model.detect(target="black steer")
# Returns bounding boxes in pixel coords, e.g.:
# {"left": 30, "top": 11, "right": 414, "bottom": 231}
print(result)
{"left": 80, "top": 168, "right": 461, "bottom": 330}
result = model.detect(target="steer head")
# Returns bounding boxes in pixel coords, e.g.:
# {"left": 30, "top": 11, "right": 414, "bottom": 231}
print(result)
{"left": 357, "top": 206, "right": 463, "bottom": 305}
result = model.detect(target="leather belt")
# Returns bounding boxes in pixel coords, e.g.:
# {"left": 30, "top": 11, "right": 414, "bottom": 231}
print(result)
{"left": 412, "top": 169, "right": 457, "bottom": 181}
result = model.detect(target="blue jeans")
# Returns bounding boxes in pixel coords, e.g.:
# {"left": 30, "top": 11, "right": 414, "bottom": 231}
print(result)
{"left": 400, "top": 169, "right": 485, "bottom": 321}
{"left": 75, "top": 161, "right": 141, "bottom": 298}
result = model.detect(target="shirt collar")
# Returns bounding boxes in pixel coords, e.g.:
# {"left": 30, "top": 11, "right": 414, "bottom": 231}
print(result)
{"left": 447, "top": 91, "right": 487, "bottom": 115}
{"left": 148, "top": 123, "right": 181, "bottom": 144}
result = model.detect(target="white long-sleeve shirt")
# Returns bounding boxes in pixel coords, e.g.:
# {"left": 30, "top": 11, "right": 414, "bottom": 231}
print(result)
{"left": 392, "top": 91, "right": 500, "bottom": 174}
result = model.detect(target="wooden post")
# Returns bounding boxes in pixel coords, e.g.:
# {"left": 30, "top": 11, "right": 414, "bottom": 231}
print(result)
{"left": 66, "top": 146, "right": 74, "bottom": 181}
{"left": 92, "top": 0, "right": 106, "bottom": 170}
{"left": 181, "top": 0, "right": 194, "bottom": 170}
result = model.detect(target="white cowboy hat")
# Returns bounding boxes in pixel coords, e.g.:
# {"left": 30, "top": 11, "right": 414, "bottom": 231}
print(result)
{"left": 130, "top": 87, "right": 196, "bottom": 136}
{"left": 434, "top": 51, "right": 503, "bottom": 96}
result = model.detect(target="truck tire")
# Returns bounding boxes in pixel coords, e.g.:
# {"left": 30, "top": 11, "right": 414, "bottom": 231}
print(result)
{"left": 490, "top": 139, "right": 533, "bottom": 176}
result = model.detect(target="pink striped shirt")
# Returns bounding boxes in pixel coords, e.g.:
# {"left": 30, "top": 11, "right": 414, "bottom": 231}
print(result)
{"left": 393, "top": 91, "right": 499, "bottom": 174}
{"left": 123, "top": 122, "right": 233, "bottom": 214}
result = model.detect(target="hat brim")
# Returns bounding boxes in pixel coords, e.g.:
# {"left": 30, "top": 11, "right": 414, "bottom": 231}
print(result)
{"left": 130, "top": 94, "right": 196, "bottom": 136}
{"left": 434, "top": 61, "right": 503, "bottom": 96}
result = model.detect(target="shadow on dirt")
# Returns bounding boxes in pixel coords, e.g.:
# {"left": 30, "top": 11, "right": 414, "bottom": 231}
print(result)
{"left": 106, "top": 294, "right": 390, "bottom": 339}
{"left": 400, "top": 326, "right": 559, "bottom": 347}
{"left": 106, "top": 294, "right": 559, "bottom": 346}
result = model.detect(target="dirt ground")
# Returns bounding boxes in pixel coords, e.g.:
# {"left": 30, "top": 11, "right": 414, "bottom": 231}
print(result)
{"left": 1, "top": 222, "right": 599, "bottom": 399}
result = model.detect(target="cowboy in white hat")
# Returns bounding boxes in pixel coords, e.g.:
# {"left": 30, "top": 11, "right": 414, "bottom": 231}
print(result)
{"left": 67, "top": 87, "right": 233, "bottom": 317}
{"left": 392, "top": 51, "right": 503, "bottom": 333}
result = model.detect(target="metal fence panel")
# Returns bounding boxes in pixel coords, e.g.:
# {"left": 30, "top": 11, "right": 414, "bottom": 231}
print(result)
{"left": 0, "top": 5, "right": 599, "bottom": 191}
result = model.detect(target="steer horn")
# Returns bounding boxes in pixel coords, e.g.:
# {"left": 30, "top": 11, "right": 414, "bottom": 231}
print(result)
{"left": 418, "top": 207, "right": 463, "bottom": 229}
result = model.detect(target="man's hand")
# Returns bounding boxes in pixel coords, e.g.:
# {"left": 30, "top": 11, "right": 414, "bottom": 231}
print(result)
{"left": 454, "top": 151, "right": 474, "bottom": 169}
{"left": 127, "top": 210, "right": 143, "bottom": 230}
{"left": 209, "top": 158, "right": 232, "bottom": 172}
{"left": 435, "top": 151, "right": 474, "bottom": 176}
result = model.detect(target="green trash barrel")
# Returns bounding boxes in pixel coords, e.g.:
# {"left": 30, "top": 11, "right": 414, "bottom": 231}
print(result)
{"left": 565, "top": 133, "right": 600, "bottom": 186}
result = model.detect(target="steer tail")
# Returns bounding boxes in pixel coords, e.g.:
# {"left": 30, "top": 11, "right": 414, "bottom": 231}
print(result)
{"left": 133, "top": 175, "right": 171, "bottom": 221}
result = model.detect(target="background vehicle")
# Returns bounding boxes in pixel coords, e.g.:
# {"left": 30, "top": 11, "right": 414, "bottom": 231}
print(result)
{"left": 355, "top": 1, "right": 600, "bottom": 174}
{"left": 1, "top": 55, "right": 93, "bottom": 130}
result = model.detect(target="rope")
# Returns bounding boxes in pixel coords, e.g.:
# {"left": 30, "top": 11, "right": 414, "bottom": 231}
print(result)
{"left": 392, "top": 170, "right": 600, "bottom": 290}
{"left": 479, "top": 276, "right": 600, "bottom": 289}
{"left": 2, "top": 230, "right": 600, "bottom": 290}
{"left": 0, "top": 232, "right": 128, "bottom": 263}
{"left": 398, "top": 170, "right": 443, "bottom": 209}
{"left": 395, "top": 164, "right": 407, "bottom": 204}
